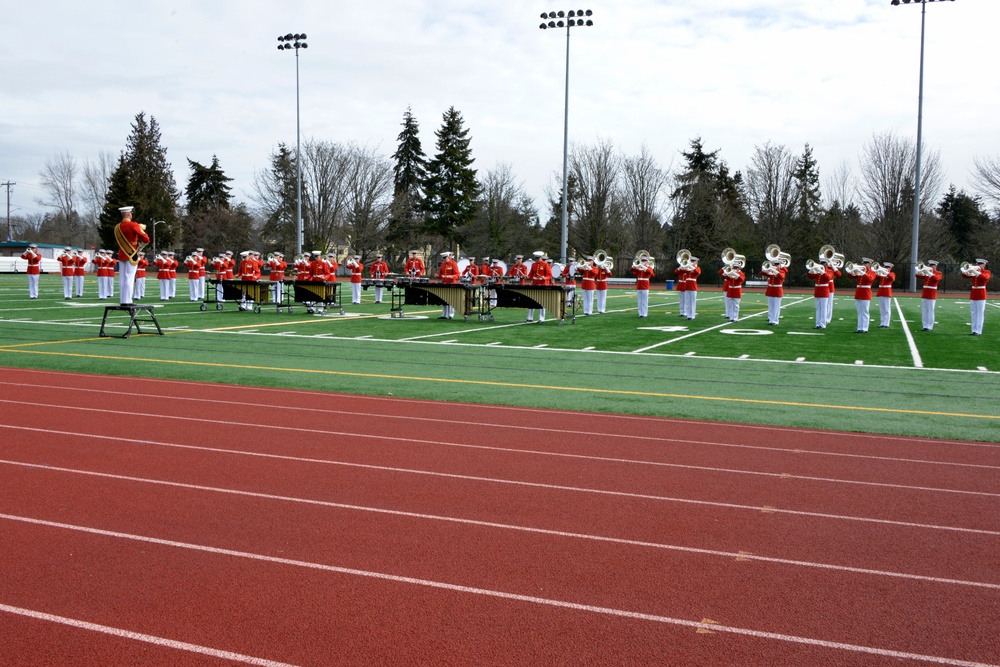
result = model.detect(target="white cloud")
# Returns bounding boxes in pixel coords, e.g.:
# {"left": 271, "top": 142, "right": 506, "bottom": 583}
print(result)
{"left": 2, "top": 0, "right": 997, "bottom": 221}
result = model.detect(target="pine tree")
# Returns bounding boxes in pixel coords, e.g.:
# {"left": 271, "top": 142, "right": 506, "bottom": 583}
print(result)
{"left": 98, "top": 112, "right": 180, "bottom": 249}
{"left": 386, "top": 107, "right": 428, "bottom": 259}
{"left": 669, "top": 137, "right": 724, "bottom": 255}
{"left": 423, "top": 106, "right": 480, "bottom": 247}
{"left": 183, "top": 156, "right": 237, "bottom": 251}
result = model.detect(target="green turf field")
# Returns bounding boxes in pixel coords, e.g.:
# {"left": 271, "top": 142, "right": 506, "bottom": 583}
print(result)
{"left": 1, "top": 274, "right": 998, "bottom": 441}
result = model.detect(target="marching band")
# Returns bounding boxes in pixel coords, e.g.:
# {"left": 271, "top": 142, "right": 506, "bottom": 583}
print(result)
{"left": 14, "top": 235, "right": 993, "bottom": 334}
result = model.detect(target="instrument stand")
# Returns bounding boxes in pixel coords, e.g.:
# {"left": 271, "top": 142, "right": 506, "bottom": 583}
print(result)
{"left": 99, "top": 304, "right": 164, "bottom": 339}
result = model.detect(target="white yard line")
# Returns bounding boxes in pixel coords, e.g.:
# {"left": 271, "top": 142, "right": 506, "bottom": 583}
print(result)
{"left": 895, "top": 298, "right": 923, "bottom": 369}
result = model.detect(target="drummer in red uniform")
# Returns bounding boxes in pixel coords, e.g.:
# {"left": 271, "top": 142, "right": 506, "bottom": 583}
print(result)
{"left": 526, "top": 253, "right": 552, "bottom": 323}
{"left": 368, "top": 253, "right": 389, "bottom": 303}
{"left": 437, "top": 251, "right": 460, "bottom": 319}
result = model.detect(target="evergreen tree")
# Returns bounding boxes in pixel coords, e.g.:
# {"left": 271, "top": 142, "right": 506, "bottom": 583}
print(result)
{"left": 790, "top": 143, "right": 823, "bottom": 262}
{"left": 668, "top": 137, "right": 729, "bottom": 257}
{"left": 937, "top": 187, "right": 991, "bottom": 259}
{"left": 423, "top": 106, "right": 480, "bottom": 248}
{"left": 182, "top": 156, "right": 235, "bottom": 252}
{"left": 98, "top": 112, "right": 180, "bottom": 249}
{"left": 386, "top": 107, "right": 428, "bottom": 261}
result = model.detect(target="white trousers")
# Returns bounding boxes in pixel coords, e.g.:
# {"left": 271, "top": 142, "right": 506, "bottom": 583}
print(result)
{"left": 118, "top": 260, "right": 137, "bottom": 304}
{"left": 767, "top": 296, "right": 781, "bottom": 324}
{"left": 825, "top": 294, "right": 835, "bottom": 325}
{"left": 135, "top": 278, "right": 146, "bottom": 300}
{"left": 855, "top": 299, "right": 871, "bottom": 332}
{"left": 814, "top": 297, "right": 828, "bottom": 328}
{"left": 878, "top": 296, "right": 892, "bottom": 327}
{"left": 596, "top": 290, "right": 607, "bottom": 313}
{"left": 725, "top": 296, "right": 740, "bottom": 321}
{"left": 582, "top": 289, "right": 594, "bottom": 315}
{"left": 970, "top": 300, "right": 986, "bottom": 335}
{"left": 921, "top": 299, "right": 935, "bottom": 330}
{"left": 636, "top": 289, "right": 649, "bottom": 317}
{"left": 27, "top": 274, "right": 39, "bottom": 298}
{"left": 75, "top": 275, "right": 84, "bottom": 297}
{"left": 374, "top": 286, "right": 384, "bottom": 303}
{"left": 684, "top": 291, "right": 697, "bottom": 319}
{"left": 62, "top": 276, "right": 73, "bottom": 298}
{"left": 527, "top": 308, "right": 546, "bottom": 322}
{"left": 351, "top": 282, "right": 362, "bottom": 304}
{"left": 189, "top": 279, "right": 199, "bottom": 301}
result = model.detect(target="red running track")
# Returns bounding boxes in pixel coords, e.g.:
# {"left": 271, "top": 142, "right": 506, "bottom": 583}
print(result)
{"left": 0, "top": 367, "right": 998, "bottom": 666}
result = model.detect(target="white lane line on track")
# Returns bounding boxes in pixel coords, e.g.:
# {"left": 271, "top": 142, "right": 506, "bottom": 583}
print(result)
{"left": 2, "top": 446, "right": 998, "bottom": 538}
{"left": 4, "top": 411, "right": 999, "bottom": 498}
{"left": 0, "top": 602, "right": 297, "bottom": 667}
{"left": 2, "top": 463, "right": 997, "bottom": 591}
{"left": 0, "top": 381, "right": 1000, "bottom": 470}
{"left": 1, "top": 513, "right": 995, "bottom": 667}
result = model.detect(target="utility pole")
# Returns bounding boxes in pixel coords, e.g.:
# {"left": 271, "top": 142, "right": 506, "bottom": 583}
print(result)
{"left": 1, "top": 181, "right": 14, "bottom": 241}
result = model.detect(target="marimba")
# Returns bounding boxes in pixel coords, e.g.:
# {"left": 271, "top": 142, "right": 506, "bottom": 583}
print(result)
{"left": 489, "top": 284, "right": 576, "bottom": 324}
{"left": 391, "top": 279, "right": 478, "bottom": 321}
{"left": 292, "top": 281, "right": 345, "bottom": 315}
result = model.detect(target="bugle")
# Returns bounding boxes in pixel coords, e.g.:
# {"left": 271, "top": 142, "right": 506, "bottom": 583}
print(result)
{"left": 805, "top": 259, "right": 825, "bottom": 275}
{"left": 844, "top": 261, "right": 866, "bottom": 277}
{"left": 960, "top": 261, "right": 982, "bottom": 277}
{"left": 915, "top": 261, "right": 934, "bottom": 277}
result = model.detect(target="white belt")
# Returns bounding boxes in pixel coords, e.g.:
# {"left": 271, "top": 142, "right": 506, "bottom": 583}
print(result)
{"left": 972, "top": 286, "right": 986, "bottom": 289}
{"left": 923, "top": 286, "right": 937, "bottom": 290}
{"left": 857, "top": 286, "right": 871, "bottom": 289}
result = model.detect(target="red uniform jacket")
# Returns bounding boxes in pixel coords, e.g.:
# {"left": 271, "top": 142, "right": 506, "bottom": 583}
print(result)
{"left": 918, "top": 271, "right": 942, "bottom": 300}
{"left": 876, "top": 272, "right": 895, "bottom": 298}
{"left": 853, "top": 269, "right": 876, "bottom": 301}
{"left": 966, "top": 269, "right": 991, "bottom": 301}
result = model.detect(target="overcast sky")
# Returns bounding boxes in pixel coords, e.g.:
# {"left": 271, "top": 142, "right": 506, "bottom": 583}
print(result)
{"left": 3, "top": 0, "right": 998, "bottom": 221}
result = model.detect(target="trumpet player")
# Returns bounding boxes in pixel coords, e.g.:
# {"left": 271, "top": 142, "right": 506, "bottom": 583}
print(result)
{"left": 347, "top": 254, "right": 364, "bottom": 304}
{"left": 579, "top": 257, "right": 596, "bottom": 315}
{"left": 594, "top": 257, "right": 612, "bottom": 314}
{"left": 185, "top": 252, "right": 201, "bottom": 301}
{"left": 20, "top": 243, "right": 41, "bottom": 299}
{"left": 876, "top": 262, "right": 895, "bottom": 328}
{"left": 809, "top": 258, "right": 830, "bottom": 329}
{"left": 135, "top": 252, "right": 148, "bottom": 300}
{"left": 917, "top": 260, "right": 942, "bottom": 331}
{"left": 194, "top": 248, "right": 208, "bottom": 301}
{"left": 58, "top": 247, "right": 75, "bottom": 299}
{"left": 631, "top": 255, "right": 655, "bottom": 318}
{"left": 851, "top": 258, "right": 876, "bottom": 333}
{"left": 964, "top": 259, "right": 991, "bottom": 336}
{"left": 73, "top": 249, "right": 87, "bottom": 297}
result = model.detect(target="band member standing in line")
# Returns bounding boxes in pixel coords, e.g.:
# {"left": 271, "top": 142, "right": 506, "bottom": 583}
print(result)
{"left": 368, "top": 253, "right": 389, "bottom": 303}
{"left": 673, "top": 261, "right": 689, "bottom": 318}
{"left": 526, "top": 254, "right": 552, "bottom": 323}
{"left": 437, "top": 251, "right": 460, "bottom": 319}
{"left": 348, "top": 254, "right": 364, "bottom": 304}
{"left": 825, "top": 261, "right": 841, "bottom": 327}
{"left": 917, "top": 260, "right": 942, "bottom": 331}
{"left": 681, "top": 257, "right": 700, "bottom": 320}
{"left": 564, "top": 256, "right": 577, "bottom": 309}
{"left": 404, "top": 250, "right": 425, "bottom": 278}
{"left": 58, "top": 247, "right": 75, "bottom": 299}
{"left": 167, "top": 250, "right": 178, "bottom": 299}
{"left": 877, "top": 262, "right": 896, "bottom": 328}
{"left": 580, "top": 257, "right": 596, "bottom": 316}
{"left": 764, "top": 259, "right": 788, "bottom": 325}
{"left": 20, "top": 244, "right": 41, "bottom": 299}
{"left": 73, "top": 249, "right": 87, "bottom": 297}
{"left": 965, "top": 259, "right": 991, "bottom": 336}
{"left": 724, "top": 264, "right": 745, "bottom": 322}
{"left": 811, "top": 259, "right": 830, "bottom": 329}
{"left": 135, "top": 253, "right": 148, "bottom": 300}
{"left": 114, "top": 206, "right": 149, "bottom": 305}
{"left": 594, "top": 260, "right": 612, "bottom": 314}
{"left": 632, "top": 257, "right": 655, "bottom": 318}
{"left": 194, "top": 248, "right": 207, "bottom": 301}
{"left": 267, "top": 252, "right": 287, "bottom": 303}
{"left": 185, "top": 252, "right": 201, "bottom": 301}
{"left": 154, "top": 251, "right": 170, "bottom": 301}
{"left": 852, "top": 258, "right": 876, "bottom": 334}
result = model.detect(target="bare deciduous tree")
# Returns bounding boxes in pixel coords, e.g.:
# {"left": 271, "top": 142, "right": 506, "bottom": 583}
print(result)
{"left": 745, "top": 142, "right": 796, "bottom": 247}
{"left": 856, "top": 131, "right": 942, "bottom": 264}
{"left": 568, "top": 138, "right": 623, "bottom": 257}
{"left": 620, "top": 144, "right": 666, "bottom": 255}
{"left": 344, "top": 144, "right": 394, "bottom": 261}
{"left": 464, "top": 162, "right": 538, "bottom": 261}
{"left": 971, "top": 155, "right": 1000, "bottom": 211}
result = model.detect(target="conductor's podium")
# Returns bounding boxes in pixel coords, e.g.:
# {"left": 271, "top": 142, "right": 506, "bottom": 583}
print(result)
{"left": 99, "top": 304, "right": 164, "bottom": 339}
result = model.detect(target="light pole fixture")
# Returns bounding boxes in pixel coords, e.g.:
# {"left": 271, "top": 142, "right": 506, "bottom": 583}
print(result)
{"left": 890, "top": 0, "right": 954, "bottom": 292}
{"left": 277, "top": 32, "right": 308, "bottom": 256}
{"left": 151, "top": 221, "right": 166, "bottom": 257}
{"left": 540, "top": 9, "right": 593, "bottom": 266}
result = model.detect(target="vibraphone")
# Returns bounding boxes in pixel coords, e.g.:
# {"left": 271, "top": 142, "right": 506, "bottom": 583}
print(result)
{"left": 292, "top": 281, "right": 345, "bottom": 315}
{"left": 489, "top": 283, "right": 576, "bottom": 324}
{"left": 391, "top": 279, "right": 478, "bottom": 321}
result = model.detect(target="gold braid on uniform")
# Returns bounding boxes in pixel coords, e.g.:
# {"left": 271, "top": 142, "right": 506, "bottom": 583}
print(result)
{"left": 114, "top": 223, "right": 141, "bottom": 266}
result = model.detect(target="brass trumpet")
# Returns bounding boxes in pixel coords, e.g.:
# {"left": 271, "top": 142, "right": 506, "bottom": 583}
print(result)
{"left": 960, "top": 261, "right": 982, "bottom": 277}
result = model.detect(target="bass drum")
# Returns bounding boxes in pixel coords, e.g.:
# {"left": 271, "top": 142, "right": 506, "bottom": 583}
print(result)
{"left": 550, "top": 262, "right": 564, "bottom": 280}
{"left": 457, "top": 258, "right": 471, "bottom": 274}
{"left": 523, "top": 259, "right": 533, "bottom": 275}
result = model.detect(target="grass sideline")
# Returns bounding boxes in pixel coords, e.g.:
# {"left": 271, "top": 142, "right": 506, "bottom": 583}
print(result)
{"left": 1, "top": 274, "right": 998, "bottom": 441}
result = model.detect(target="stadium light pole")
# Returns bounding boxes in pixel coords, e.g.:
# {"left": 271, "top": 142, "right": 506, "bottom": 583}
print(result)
{"left": 277, "top": 32, "right": 308, "bottom": 256}
{"left": 890, "top": 0, "right": 954, "bottom": 292}
{"left": 540, "top": 10, "right": 593, "bottom": 266}
{"left": 151, "top": 221, "right": 166, "bottom": 257}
